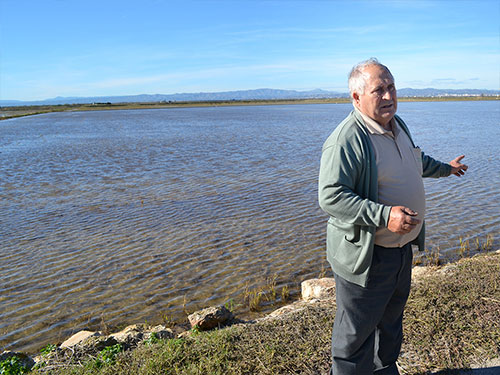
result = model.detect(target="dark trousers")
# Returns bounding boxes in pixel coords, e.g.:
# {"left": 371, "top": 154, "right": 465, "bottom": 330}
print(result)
{"left": 331, "top": 243, "right": 413, "bottom": 375}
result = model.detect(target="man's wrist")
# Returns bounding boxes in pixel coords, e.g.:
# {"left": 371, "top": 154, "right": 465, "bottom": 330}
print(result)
{"left": 381, "top": 205, "right": 392, "bottom": 228}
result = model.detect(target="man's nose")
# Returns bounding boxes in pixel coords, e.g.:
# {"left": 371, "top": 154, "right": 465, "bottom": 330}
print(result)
{"left": 382, "top": 89, "right": 392, "bottom": 100}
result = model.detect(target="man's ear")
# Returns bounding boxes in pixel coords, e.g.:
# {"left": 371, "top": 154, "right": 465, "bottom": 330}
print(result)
{"left": 352, "top": 92, "right": 360, "bottom": 105}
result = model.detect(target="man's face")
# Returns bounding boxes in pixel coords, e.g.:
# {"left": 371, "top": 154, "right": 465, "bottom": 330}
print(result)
{"left": 353, "top": 65, "right": 397, "bottom": 127}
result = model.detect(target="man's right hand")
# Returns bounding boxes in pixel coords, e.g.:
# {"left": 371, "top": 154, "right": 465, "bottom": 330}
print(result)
{"left": 387, "top": 206, "right": 421, "bottom": 234}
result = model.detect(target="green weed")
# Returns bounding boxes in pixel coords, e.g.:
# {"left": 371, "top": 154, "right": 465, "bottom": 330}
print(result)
{"left": 161, "top": 314, "right": 175, "bottom": 328}
{"left": 244, "top": 287, "right": 264, "bottom": 312}
{"left": 224, "top": 298, "right": 236, "bottom": 312}
{"left": 281, "top": 285, "right": 290, "bottom": 302}
{"left": 0, "top": 355, "right": 30, "bottom": 375}
{"left": 475, "top": 237, "right": 481, "bottom": 250}
{"left": 459, "top": 236, "right": 470, "bottom": 257}
{"left": 91, "top": 343, "right": 124, "bottom": 368}
{"left": 483, "top": 234, "right": 493, "bottom": 251}
{"left": 243, "top": 274, "right": 284, "bottom": 311}
{"left": 264, "top": 275, "right": 277, "bottom": 302}
{"left": 40, "top": 343, "right": 57, "bottom": 356}
{"left": 424, "top": 246, "right": 441, "bottom": 266}
{"left": 144, "top": 332, "right": 159, "bottom": 346}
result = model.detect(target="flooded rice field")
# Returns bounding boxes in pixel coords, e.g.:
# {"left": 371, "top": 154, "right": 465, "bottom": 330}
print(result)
{"left": 1, "top": 100, "right": 499, "bottom": 352}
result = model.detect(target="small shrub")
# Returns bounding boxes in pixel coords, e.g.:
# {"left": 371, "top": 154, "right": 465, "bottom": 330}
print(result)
{"left": 145, "top": 332, "right": 160, "bottom": 345}
{"left": 247, "top": 289, "right": 263, "bottom": 311}
{"left": 0, "top": 356, "right": 30, "bottom": 375}
{"left": 99, "top": 343, "right": 123, "bottom": 365}
{"left": 40, "top": 344, "right": 57, "bottom": 356}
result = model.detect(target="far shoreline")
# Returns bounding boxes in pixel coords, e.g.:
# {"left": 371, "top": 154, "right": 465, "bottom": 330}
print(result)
{"left": 1, "top": 95, "right": 499, "bottom": 121}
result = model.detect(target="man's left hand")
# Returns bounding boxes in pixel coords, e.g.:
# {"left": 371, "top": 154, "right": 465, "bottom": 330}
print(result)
{"left": 449, "top": 155, "right": 468, "bottom": 177}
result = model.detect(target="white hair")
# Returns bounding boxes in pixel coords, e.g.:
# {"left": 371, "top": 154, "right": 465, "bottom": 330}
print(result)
{"left": 348, "top": 58, "right": 394, "bottom": 97}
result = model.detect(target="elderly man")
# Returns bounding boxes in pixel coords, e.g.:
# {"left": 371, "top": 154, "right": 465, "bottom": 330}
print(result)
{"left": 318, "top": 58, "right": 468, "bottom": 374}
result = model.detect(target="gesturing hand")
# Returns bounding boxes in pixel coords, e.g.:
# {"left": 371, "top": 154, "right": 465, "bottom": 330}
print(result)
{"left": 450, "top": 155, "right": 468, "bottom": 177}
{"left": 387, "top": 206, "right": 421, "bottom": 235}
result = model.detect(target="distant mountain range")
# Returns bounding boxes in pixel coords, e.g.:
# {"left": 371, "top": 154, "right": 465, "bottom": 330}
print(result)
{"left": 1, "top": 88, "right": 498, "bottom": 107}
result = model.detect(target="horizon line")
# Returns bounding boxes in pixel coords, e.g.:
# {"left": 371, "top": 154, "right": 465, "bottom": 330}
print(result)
{"left": 1, "top": 87, "right": 499, "bottom": 104}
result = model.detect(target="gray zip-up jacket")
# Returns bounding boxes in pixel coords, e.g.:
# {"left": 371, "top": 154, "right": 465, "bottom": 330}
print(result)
{"left": 318, "top": 110, "right": 451, "bottom": 287}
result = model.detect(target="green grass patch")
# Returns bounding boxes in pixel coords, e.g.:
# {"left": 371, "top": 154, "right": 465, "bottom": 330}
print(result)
{"left": 0, "top": 355, "right": 31, "bottom": 375}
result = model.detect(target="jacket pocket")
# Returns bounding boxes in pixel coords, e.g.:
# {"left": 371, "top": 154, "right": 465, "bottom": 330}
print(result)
{"left": 327, "top": 223, "right": 363, "bottom": 273}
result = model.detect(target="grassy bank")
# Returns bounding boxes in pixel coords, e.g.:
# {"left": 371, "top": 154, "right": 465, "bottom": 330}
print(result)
{"left": 1, "top": 96, "right": 499, "bottom": 121}
{"left": 27, "top": 251, "right": 499, "bottom": 375}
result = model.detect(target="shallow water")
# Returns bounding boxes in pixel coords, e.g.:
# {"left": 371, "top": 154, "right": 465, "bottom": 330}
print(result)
{"left": 1, "top": 101, "right": 499, "bottom": 352}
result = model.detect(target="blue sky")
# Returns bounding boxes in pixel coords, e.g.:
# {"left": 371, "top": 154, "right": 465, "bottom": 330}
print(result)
{"left": 1, "top": 0, "right": 499, "bottom": 101}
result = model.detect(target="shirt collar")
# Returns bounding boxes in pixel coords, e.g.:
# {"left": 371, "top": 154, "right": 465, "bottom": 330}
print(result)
{"left": 355, "top": 108, "right": 399, "bottom": 138}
